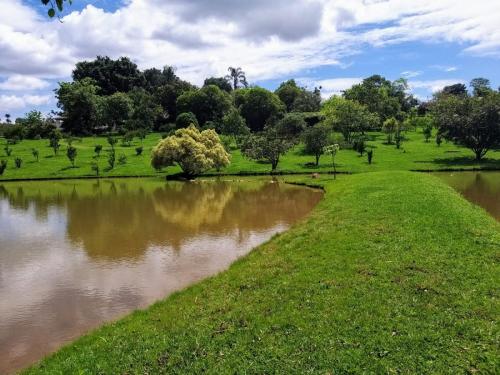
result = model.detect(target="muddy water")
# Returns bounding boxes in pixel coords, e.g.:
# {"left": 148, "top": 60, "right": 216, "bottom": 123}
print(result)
{"left": 0, "top": 178, "right": 322, "bottom": 373}
{"left": 434, "top": 171, "right": 500, "bottom": 220}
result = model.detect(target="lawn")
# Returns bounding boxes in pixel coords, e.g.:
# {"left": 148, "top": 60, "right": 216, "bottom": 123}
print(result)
{"left": 1, "top": 128, "right": 499, "bottom": 181}
{"left": 24, "top": 171, "right": 500, "bottom": 374}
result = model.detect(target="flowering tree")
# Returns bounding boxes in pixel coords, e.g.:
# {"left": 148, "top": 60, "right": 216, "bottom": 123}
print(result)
{"left": 324, "top": 144, "right": 340, "bottom": 179}
{"left": 151, "top": 125, "right": 230, "bottom": 176}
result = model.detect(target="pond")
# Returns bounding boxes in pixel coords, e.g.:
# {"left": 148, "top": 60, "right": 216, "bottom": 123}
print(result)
{"left": 0, "top": 178, "right": 323, "bottom": 373}
{"left": 434, "top": 171, "right": 500, "bottom": 221}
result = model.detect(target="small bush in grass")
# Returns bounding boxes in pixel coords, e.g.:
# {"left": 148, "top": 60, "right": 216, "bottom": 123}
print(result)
{"left": 50, "top": 137, "right": 60, "bottom": 155}
{"left": 94, "top": 144, "right": 103, "bottom": 157}
{"left": 0, "top": 160, "right": 7, "bottom": 175}
{"left": 436, "top": 134, "right": 442, "bottom": 147}
{"left": 14, "top": 157, "right": 22, "bottom": 168}
{"left": 32, "top": 148, "right": 39, "bottom": 162}
{"left": 118, "top": 154, "right": 127, "bottom": 165}
{"left": 107, "top": 150, "right": 116, "bottom": 169}
{"left": 121, "top": 132, "right": 134, "bottom": 147}
{"left": 107, "top": 136, "right": 117, "bottom": 150}
{"left": 7, "top": 137, "right": 19, "bottom": 145}
{"left": 135, "top": 146, "right": 143, "bottom": 156}
{"left": 91, "top": 162, "right": 99, "bottom": 176}
{"left": 423, "top": 124, "right": 432, "bottom": 143}
{"left": 353, "top": 137, "right": 366, "bottom": 156}
{"left": 367, "top": 149, "right": 373, "bottom": 164}
{"left": 4, "top": 145, "right": 12, "bottom": 156}
{"left": 66, "top": 146, "right": 77, "bottom": 167}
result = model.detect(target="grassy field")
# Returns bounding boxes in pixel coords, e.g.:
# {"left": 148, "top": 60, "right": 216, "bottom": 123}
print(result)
{"left": 24, "top": 171, "right": 499, "bottom": 374}
{"left": 1, "top": 128, "right": 499, "bottom": 181}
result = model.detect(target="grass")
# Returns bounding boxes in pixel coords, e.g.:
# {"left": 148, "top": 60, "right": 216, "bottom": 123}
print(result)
{"left": 0, "top": 129, "right": 499, "bottom": 181}
{"left": 24, "top": 171, "right": 500, "bottom": 374}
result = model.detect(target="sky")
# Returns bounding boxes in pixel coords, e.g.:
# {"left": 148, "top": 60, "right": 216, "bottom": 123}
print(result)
{"left": 1, "top": 0, "right": 500, "bottom": 120}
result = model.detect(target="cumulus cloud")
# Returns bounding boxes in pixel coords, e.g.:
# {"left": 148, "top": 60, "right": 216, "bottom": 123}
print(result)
{"left": 299, "top": 77, "right": 363, "bottom": 98}
{"left": 401, "top": 71, "right": 423, "bottom": 79}
{"left": 409, "top": 79, "right": 466, "bottom": 93}
{"left": 0, "top": 94, "right": 51, "bottom": 112}
{"left": 0, "top": 75, "right": 50, "bottom": 91}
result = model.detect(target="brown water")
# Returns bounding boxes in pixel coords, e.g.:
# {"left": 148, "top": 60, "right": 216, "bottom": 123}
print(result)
{"left": 434, "top": 171, "right": 500, "bottom": 220}
{"left": 0, "top": 178, "right": 322, "bottom": 374}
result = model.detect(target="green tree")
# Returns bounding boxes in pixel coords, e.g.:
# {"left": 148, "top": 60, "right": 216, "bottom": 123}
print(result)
{"left": 153, "top": 80, "right": 196, "bottom": 125}
{"left": 100, "top": 92, "right": 133, "bottom": 132}
{"left": 56, "top": 78, "right": 101, "bottom": 135}
{"left": 204, "top": 77, "right": 232, "bottom": 93}
{"left": 382, "top": 117, "right": 398, "bottom": 144}
{"left": 220, "top": 108, "right": 250, "bottom": 137}
{"left": 49, "top": 129, "right": 62, "bottom": 155}
{"left": 177, "top": 85, "right": 232, "bottom": 126}
{"left": 151, "top": 125, "right": 230, "bottom": 176}
{"left": 324, "top": 144, "right": 340, "bottom": 178}
{"left": 0, "top": 160, "right": 6, "bottom": 175}
{"left": 275, "top": 80, "right": 302, "bottom": 112}
{"left": 176, "top": 112, "right": 199, "bottom": 129}
{"left": 126, "top": 88, "right": 163, "bottom": 131}
{"left": 234, "top": 87, "right": 285, "bottom": 132}
{"left": 303, "top": 125, "right": 330, "bottom": 166}
{"left": 66, "top": 145, "right": 77, "bottom": 167}
{"left": 322, "top": 97, "right": 378, "bottom": 144}
{"left": 276, "top": 112, "right": 307, "bottom": 141}
{"left": 470, "top": 78, "right": 491, "bottom": 97}
{"left": 225, "top": 67, "right": 248, "bottom": 90}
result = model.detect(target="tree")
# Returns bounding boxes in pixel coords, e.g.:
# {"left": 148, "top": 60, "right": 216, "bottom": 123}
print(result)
{"left": 382, "top": 117, "right": 397, "bottom": 144}
{"left": 324, "top": 144, "right": 340, "bottom": 179}
{"left": 5, "top": 114, "right": 11, "bottom": 124}
{"left": 275, "top": 80, "right": 302, "bottom": 112}
{"left": 67, "top": 146, "right": 77, "bottom": 167}
{"left": 225, "top": 67, "right": 248, "bottom": 90}
{"left": 303, "top": 125, "right": 330, "bottom": 166}
{"left": 220, "top": 108, "right": 250, "bottom": 137}
{"left": 275, "top": 112, "right": 306, "bottom": 141}
{"left": 72, "top": 56, "right": 144, "bottom": 96}
{"left": 422, "top": 123, "right": 433, "bottom": 143}
{"left": 49, "top": 129, "right": 62, "bottom": 155}
{"left": 153, "top": 80, "right": 195, "bottom": 125}
{"left": 204, "top": 77, "right": 232, "bottom": 93}
{"left": 177, "top": 85, "right": 232, "bottom": 126}
{"left": 151, "top": 125, "right": 230, "bottom": 176}
{"left": 322, "top": 97, "right": 378, "bottom": 144}
{"left": 234, "top": 87, "right": 285, "bottom": 132}
{"left": 126, "top": 88, "right": 163, "bottom": 131}
{"left": 240, "top": 127, "right": 293, "bottom": 171}
{"left": 143, "top": 66, "right": 179, "bottom": 91}
{"left": 56, "top": 78, "right": 101, "bottom": 135}
{"left": 176, "top": 112, "right": 199, "bottom": 129}
{"left": 292, "top": 88, "right": 322, "bottom": 113}
{"left": 442, "top": 83, "right": 467, "bottom": 97}
{"left": 470, "top": 78, "right": 492, "bottom": 97}
{"left": 99, "top": 92, "right": 133, "bottom": 132}
{"left": 431, "top": 92, "right": 500, "bottom": 160}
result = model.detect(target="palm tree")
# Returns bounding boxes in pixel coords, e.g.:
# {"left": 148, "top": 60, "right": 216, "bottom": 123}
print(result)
{"left": 5, "top": 114, "right": 11, "bottom": 124}
{"left": 225, "top": 67, "right": 248, "bottom": 90}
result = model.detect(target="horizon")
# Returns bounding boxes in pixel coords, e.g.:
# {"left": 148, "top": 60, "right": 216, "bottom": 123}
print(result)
{"left": 1, "top": 0, "right": 500, "bottom": 119}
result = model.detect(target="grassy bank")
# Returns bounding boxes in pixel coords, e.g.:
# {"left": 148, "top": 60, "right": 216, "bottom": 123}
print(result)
{"left": 1, "top": 129, "right": 499, "bottom": 181}
{"left": 24, "top": 171, "right": 499, "bottom": 374}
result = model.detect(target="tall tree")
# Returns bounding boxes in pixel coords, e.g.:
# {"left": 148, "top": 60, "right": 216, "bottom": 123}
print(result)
{"left": 5, "top": 114, "right": 11, "bottom": 124}
{"left": 176, "top": 85, "right": 232, "bottom": 126}
{"left": 442, "top": 83, "right": 467, "bottom": 97}
{"left": 275, "top": 80, "right": 302, "bottom": 112}
{"left": 72, "top": 56, "right": 144, "bottom": 95}
{"left": 204, "top": 77, "right": 232, "bottom": 93}
{"left": 225, "top": 67, "right": 248, "bottom": 90}
{"left": 470, "top": 78, "right": 492, "bottom": 97}
{"left": 234, "top": 87, "right": 285, "bottom": 132}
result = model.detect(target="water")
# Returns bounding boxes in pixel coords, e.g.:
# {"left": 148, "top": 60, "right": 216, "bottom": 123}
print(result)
{"left": 0, "top": 178, "right": 322, "bottom": 373}
{"left": 434, "top": 171, "right": 500, "bottom": 220}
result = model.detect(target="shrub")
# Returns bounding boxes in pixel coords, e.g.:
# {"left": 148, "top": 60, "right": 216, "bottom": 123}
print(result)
{"left": 66, "top": 146, "right": 77, "bottom": 167}
{"left": 91, "top": 162, "right": 100, "bottom": 176}
{"left": 367, "top": 149, "right": 373, "bottom": 164}
{"left": 303, "top": 125, "right": 330, "bottom": 166}
{"left": 107, "top": 136, "right": 117, "bottom": 150}
{"left": 7, "top": 137, "right": 19, "bottom": 145}
{"left": 32, "top": 148, "right": 39, "bottom": 162}
{"left": 382, "top": 117, "right": 398, "bottom": 144}
{"left": 107, "top": 150, "right": 116, "bottom": 169}
{"left": 423, "top": 124, "right": 432, "bottom": 143}
{"left": 4, "top": 145, "right": 12, "bottom": 156}
{"left": 94, "top": 144, "right": 103, "bottom": 157}
{"left": 121, "top": 132, "right": 134, "bottom": 147}
{"left": 353, "top": 137, "right": 366, "bottom": 156}
{"left": 135, "top": 146, "right": 143, "bottom": 156}
{"left": 0, "top": 160, "right": 6, "bottom": 175}
{"left": 118, "top": 154, "right": 127, "bottom": 165}
{"left": 436, "top": 134, "right": 443, "bottom": 147}
{"left": 176, "top": 112, "right": 199, "bottom": 129}
{"left": 14, "top": 157, "right": 22, "bottom": 168}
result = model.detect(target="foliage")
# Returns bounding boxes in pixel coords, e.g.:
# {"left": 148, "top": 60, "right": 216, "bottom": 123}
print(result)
{"left": 422, "top": 124, "right": 433, "bottom": 143}
{"left": 0, "top": 160, "right": 6, "bottom": 175}
{"left": 107, "top": 150, "right": 116, "bottom": 170}
{"left": 118, "top": 154, "right": 127, "bottom": 165}
{"left": 367, "top": 149, "right": 373, "bottom": 164}
{"left": 442, "top": 83, "right": 467, "bottom": 97}
{"left": 107, "top": 136, "right": 117, "bottom": 150}
{"left": 135, "top": 146, "right": 143, "bottom": 156}
{"left": 56, "top": 78, "right": 101, "bottom": 135}
{"left": 382, "top": 117, "right": 398, "bottom": 144}
{"left": 470, "top": 77, "right": 492, "bottom": 97}
{"left": 90, "top": 162, "right": 99, "bottom": 176}
{"left": 32, "top": 148, "right": 39, "bottom": 162}
{"left": 176, "top": 112, "right": 199, "bottom": 129}
{"left": 353, "top": 137, "right": 366, "bottom": 155}
{"left": 17, "top": 110, "right": 56, "bottom": 139}
{"left": 4, "top": 145, "right": 12, "bottom": 157}
{"left": 322, "top": 97, "right": 379, "bottom": 144}
{"left": 431, "top": 91, "right": 500, "bottom": 160}
{"left": 66, "top": 146, "right": 77, "bottom": 167}
{"left": 240, "top": 127, "right": 293, "bottom": 171}
{"left": 303, "top": 125, "right": 330, "bottom": 166}
{"left": 324, "top": 144, "right": 340, "bottom": 177}
{"left": 220, "top": 108, "right": 250, "bottom": 137}
{"left": 49, "top": 129, "right": 62, "bottom": 155}
{"left": 99, "top": 92, "right": 133, "bottom": 132}
{"left": 153, "top": 80, "right": 195, "bottom": 124}
{"left": 177, "top": 85, "right": 232, "bottom": 126}
{"left": 126, "top": 88, "right": 163, "bottom": 131}
{"left": 151, "top": 125, "right": 230, "bottom": 176}
{"left": 275, "top": 112, "right": 307, "bottom": 141}
{"left": 275, "top": 79, "right": 321, "bottom": 112}
{"left": 234, "top": 87, "right": 285, "bottom": 132}
{"left": 121, "top": 132, "right": 134, "bottom": 147}
{"left": 94, "top": 144, "right": 103, "bottom": 157}
{"left": 203, "top": 77, "right": 232, "bottom": 93}
{"left": 436, "top": 134, "right": 442, "bottom": 147}
{"left": 275, "top": 80, "right": 302, "bottom": 111}
{"left": 3, "top": 124, "right": 25, "bottom": 141}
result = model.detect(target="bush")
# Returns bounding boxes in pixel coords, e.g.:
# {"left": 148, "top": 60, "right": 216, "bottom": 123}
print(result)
{"left": 118, "top": 154, "right": 127, "bottom": 165}
{"left": 423, "top": 124, "right": 432, "bottom": 143}
{"left": 32, "top": 148, "right": 39, "bottom": 162}
{"left": 91, "top": 162, "right": 99, "bottom": 176}
{"left": 367, "top": 149, "right": 373, "bottom": 164}
{"left": 107, "top": 136, "right": 117, "bottom": 150}
{"left": 303, "top": 125, "right": 330, "bottom": 166}
{"left": 353, "top": 137, "right": 366, "bottom": 156}
{"left": 436, "top": 134, "right": 442, "bottom": 147}
{"left": 67, "top": 146, "right": 77, "bottom": 167}
{"left": 121, "top": 132, "right": 134, "bottom": 146}
{"left": 176, "top": 112, "right": 199, "bottom": 129}
{"left": 4, "top": 145, "right": 12, "bottom": 157}
{"left": 135, "top": 146, "right": 143, "bottom": 156}
{"left": 0, "top": 160, "right": 6, "bottom": 175}
{"left": 107, "top": 150, "right": 116, "bottom": 169}
{"left": 14, "top": 157, "right": 22, "bottom": 169}
{"left": 94, "top": 144, "right": 103, "bottom": 157}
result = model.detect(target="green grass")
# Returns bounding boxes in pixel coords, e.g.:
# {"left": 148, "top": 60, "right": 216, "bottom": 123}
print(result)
{"left": 1, "top": 129, "right": 499, "bottom": 181}
{"left": 24, "top": 172, "right": 500, "bottom": 374}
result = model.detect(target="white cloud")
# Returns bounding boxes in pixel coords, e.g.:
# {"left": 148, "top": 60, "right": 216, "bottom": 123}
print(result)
{"left": 401, "top": 70, "right": 423, "bottom": 79}
{"left": 0, "top": 75, "right": 50, "bottom": 91}
{"left": 409, "top": 79, "right": 466, "bottom": 93}
{"left": 299, "top": 77, "right": 363, "bottom": 98}
{"left": 0, "top": 94, "right": 51, "bottom": 112}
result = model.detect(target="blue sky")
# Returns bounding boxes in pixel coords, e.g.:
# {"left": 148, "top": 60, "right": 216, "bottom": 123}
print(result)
{"left": 1, "top": 0, "right": 500, "bottom": 120}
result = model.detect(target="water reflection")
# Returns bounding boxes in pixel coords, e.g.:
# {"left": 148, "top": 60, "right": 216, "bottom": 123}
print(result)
{"left": 0, "top": 178, "right": 322, "bottom": 373}
{"left": 434, "top": 171, "right": 500, "bottom": 220}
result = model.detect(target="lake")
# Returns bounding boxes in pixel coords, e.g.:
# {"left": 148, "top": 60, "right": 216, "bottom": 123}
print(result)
{"left": 434, "top": 171, "right": 500, "bottom": 221}
{"left": 0, "top": 178, "right": 322, "bottom": 373}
